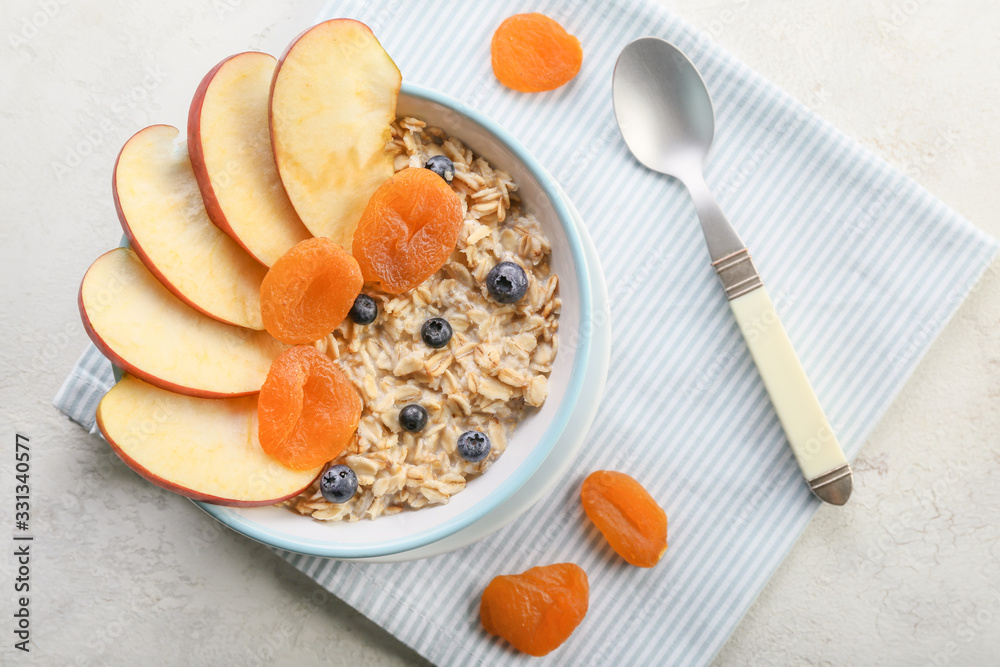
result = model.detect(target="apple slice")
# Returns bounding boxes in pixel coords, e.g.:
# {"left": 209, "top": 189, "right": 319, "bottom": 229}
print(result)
{"left": 97, "top": 375, "right": 322, "bottom": 506}
{"left": 80, "top": 248, "right": 286, "bottom": 398}
{"left": 188, "top": 52, "right": 312, "bottom": 266}
{"left": 113, "top": 124, "right": 267, "bottom": 329}
{"left": 270, "top": 19, "right": 401, "bottom": 250}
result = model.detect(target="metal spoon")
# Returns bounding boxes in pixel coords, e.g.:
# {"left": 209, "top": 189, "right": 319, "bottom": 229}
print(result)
{"left": 612, "top": 37, "right": 853, "bottom": 505}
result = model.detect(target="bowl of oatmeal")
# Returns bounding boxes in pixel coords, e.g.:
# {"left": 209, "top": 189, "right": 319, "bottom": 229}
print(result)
{"left": 197, "top": 83, "right": 593, "bottom": 558}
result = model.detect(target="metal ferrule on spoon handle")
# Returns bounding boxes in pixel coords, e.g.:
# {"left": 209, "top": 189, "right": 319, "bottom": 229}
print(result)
{"left": 714, "top": 249, "right": 853, "bottom": 505}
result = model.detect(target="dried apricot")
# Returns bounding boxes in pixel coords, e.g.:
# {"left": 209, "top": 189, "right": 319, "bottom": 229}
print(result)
{"left": 351, "top": 167, "right": 463, "bottom": 293}
{"left": 260, "top": 237, "right": 363, "bottom": 344}
{"left": 491, "top": 14, "right": 583, "bottom": 93}
{"left": 480, "top": 563, "right": 588, "bottom": 656}
{"left": 581, "top": 470, "right": 668, "bottom": 568}
{"left": 258, "top": 345, "right": 362, "bottom": 470}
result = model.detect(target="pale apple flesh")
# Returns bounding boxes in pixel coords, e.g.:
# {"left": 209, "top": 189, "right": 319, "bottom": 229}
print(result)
{"left": 270, "top": 18, "right": 401, "bottom": 250}
{"left": 113, "top": 124, "right": 268, "bottom": 329}
{"left": 97, "top": 376, "right": 322, "bottom": 506}
{"left": 80, "top": 248, "right": 286, "bottom": 398}
{"left": 188, "top": 52, "right": 312, "bottom": 266}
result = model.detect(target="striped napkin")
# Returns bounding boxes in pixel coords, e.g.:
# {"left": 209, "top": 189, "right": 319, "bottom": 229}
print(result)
{"left": 56, "top": 0, "right": 997, "bottom": 664}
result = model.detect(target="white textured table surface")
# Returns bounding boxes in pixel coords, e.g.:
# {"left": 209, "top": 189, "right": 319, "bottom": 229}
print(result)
{"left": 3, "top": 1, "right": 998, "bottom": 665}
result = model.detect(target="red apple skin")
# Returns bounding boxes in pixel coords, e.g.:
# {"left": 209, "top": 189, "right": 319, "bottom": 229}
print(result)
{"left": 77, "top": 249, "right": 260, "bottom": 400}
{"left": 96, "top": 404, "right": 319, "bottom": 507}
{"left": 112, "top": 125, "right": 248, "bottom": 329}
{"left": 187, "top": 55, "right": 247, "bottom": 251}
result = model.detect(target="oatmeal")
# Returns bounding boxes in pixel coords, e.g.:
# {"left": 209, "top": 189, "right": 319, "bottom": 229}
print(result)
{"left": 285, "top": 117, "right": 560, "bottom": 522}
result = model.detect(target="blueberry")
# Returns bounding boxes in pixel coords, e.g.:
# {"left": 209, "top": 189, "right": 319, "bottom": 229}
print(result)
{"left": 456, "top": 430, "right": 491, "bottom": 462}
{"left": 399, "top": 404, "right": 428, "bottom": 433}
{"left": 420, "top": 317, "right": 453, "bottom": 348}
{"left": 486, "top": 261, "right": 528, "bottom": 304}
{"left": 424, "top": 155, "right": 454, "bottom": 184}
{"left": 319, "top": 465, "right": 358, "bottom": 503}
{"left": 348, "top": 294, "right": 377, "bottom": 325}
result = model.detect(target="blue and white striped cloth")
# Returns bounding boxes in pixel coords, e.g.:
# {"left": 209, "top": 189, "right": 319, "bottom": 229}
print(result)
{"left": 56, "top": 0, "right": 997, "bottom": 664}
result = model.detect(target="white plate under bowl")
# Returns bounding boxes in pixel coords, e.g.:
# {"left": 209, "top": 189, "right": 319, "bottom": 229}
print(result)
{"left": 351, "top": 191, "right": 610, "bottom": 562}
{"left": 195, "top": 83, "right": 594, "bottom": 559}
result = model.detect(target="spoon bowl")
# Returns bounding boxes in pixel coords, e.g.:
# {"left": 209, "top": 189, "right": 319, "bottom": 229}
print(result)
{"left": 612, "top": 38, "right": 715, "bottom": 179}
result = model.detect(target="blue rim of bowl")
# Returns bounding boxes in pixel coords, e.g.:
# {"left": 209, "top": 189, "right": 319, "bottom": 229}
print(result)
{"left": 176, "top": 82, "right": 592, "bottom": 558}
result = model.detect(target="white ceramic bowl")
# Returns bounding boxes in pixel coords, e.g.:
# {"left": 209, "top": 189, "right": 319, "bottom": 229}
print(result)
{"left": 196, "top": 83, "right": 593, "bottom": 558}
